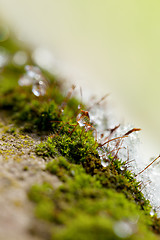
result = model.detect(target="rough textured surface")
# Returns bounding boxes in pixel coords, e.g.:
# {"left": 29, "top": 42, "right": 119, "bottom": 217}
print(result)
{"left": 0, "top": 116, "right": 61, "bottom": 240}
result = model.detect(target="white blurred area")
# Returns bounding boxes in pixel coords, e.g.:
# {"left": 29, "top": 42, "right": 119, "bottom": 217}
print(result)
{"left": 0, "top": 0, "right": 160, "bottom": 160}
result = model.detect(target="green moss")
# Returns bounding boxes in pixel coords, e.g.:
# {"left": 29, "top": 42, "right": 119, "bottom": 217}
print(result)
{"left": 1, "top": 32, "right": 160, "bottom": 240}
{"left": 35, "top": 128, "right": 149, "bottom": 214}
{"left": 28, "top": 156, "right": 157, "bottom": 238}
{"left": 28, "top": 169, "right": 156, "bottom": 240}
{"left": 35, "top": 199, "right": 55, "bottom": 222}
{"left": 6, "top": 126, "right": 17, "bottom": 135}
{"left": 53, "top": 214, "right": 157, "bottom": 240}
{"left": 36, "top": 137, "right": 57, "bottom": 158}
{"left": 23, "top": 166, "right": 28, "bottom": 171}
{"left": 54, "top": 215, "right": 116, "bottom": 240}
{"left": 28, "top": 182, "right": 54, "bottom": 203}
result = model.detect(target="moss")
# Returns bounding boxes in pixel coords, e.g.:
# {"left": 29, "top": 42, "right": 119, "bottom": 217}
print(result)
{"left": 36, "top": 137, "right": 57, "bottom": 158}
{"left": 0, "top": 122, "right": 4, "bottom": 128}
{"left": 6, "top": 126, "right": 17, "bottom": 135}
{"left": 46, "top": 157, "right": 70, "bottom": 182}
{"left": 35, "top": 129, "right": 150, "bottom": 214}
{"left": 28, "top": 182, "right": 54, "bottom": 203}
{"left": 28, "top": 167, "right": 156, "bottom": 240}
{"left": 1, "top": 32, "right": 160, "bottom": 240}
{"left": 35, "top": 199, "right": 55, "bottom": 222}
{"left": 53, "top": 214, "right": 157, "bottom": 240}
{"left": 54, "top": 215, "right": 116, "bottom": 240}
{"left": 23, "top": 166, "right": 29, "bottom": 171}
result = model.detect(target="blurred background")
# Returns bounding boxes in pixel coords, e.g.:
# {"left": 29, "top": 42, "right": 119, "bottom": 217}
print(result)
{"left": 0, "top": 0, "right": 160, "bottom": 160}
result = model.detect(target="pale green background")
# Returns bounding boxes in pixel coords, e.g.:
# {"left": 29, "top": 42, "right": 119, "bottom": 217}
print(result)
{"left": 0, "top": 0, "right": 160, "bottom": 158}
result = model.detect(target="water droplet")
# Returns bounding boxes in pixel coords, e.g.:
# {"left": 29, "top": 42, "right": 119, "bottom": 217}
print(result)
{"left": 76, "top": 111, "right": 90, "bottom": 129}
{"left": 25, "top": 65, "right": 42, "bottom": 79}
{"left": 18, "top": 74, "right": 33, "bottom": 86}
{"left": 120, "top": 166, "right": 125, "bottom": 171}
{"left": 97, "top": 147, "right": 110, "bottom": 167}
{"left": 70, "top": 170, "right": 75, "bottom": 176}
{"left": 100, "top": 154, "right": 110, "bottom": 167}
{"left": 114, "top": 220, "right": 135, "bottom": 238}
{"left": 97, "top": 147, "right": 104, "bottom": 157}
{"left": 84, "top": 125, "right": 92, "bottom": 132}
{"left": 32, "top": 80, "right": 47, "bottom": 97}
{"left": 77, "top": 113, "right": 86, "bottom": 127}
{"left": 101, "top": 159, "right": 109, "bottom": 168}
{"left": 150, "top": 209, "right": 155, "bottom": 217}
{"left": 19, "top": 65, "right": 49, "bottom": 97}
{"left": 13, "top": 51, "right": 28, "bottom": 66}
{"left": 0, "top": 47, "right": 9, "bottom": 68}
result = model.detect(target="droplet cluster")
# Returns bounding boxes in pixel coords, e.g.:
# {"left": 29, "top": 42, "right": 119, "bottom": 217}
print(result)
{"left": 18, "top": 65, "right": 49, "bottom": 97}
{"left": 97, "top": 147, "right": 110, "bottom": 167}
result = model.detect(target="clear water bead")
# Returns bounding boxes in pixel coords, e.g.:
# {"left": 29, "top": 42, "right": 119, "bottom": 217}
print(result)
{"left": 98, "top": 147, "right": 110, "bottom": 167}
{"left": 19, "top": 65, "right": 49, "bottom": 97}
{"left": 101, "top": 158, "right": 109, "bottom": 168}
{"left": 120, "top": 166, "right": 125, "bottom": 171}
{"left": 97, "top": 147, "right": 104, "bottom": 157}
{"left": 76, "top": 113, "right": 86, "bottom": 127}
{"left": 76, "top": 111, "right": 90, "bottom": 130}
{"left": 114, "top": 220, "right": 135, "bottom": 238}
{"left": 100, "top": 154, "right": 110, "bottom": 167}
{"left": 150, "top": 209, "right": 155, "bottom": 217}
{"left": 18, "top": 74, "right": 33, "bottom": 86}
{"left": 25, "top": 65, "right": 42, "bottom": 80}
{"left": 32, "top": 80, "right": 47, "bottom": 97}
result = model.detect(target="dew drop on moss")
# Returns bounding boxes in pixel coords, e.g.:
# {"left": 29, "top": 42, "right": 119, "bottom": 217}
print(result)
{"left": 18, "top": 74, "right": 33, "bottom": 86}
{"left": 32, "top": 80, "right": 47, "bottom": 97}
{"left": 25, "top": 65, "right": 42, "bottom": 80}
{"left": 114, "top": 220, "right": 135, "bottom": 238}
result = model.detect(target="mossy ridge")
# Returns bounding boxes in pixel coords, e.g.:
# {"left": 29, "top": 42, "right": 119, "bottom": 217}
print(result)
{"left": 28, "top": 157, "right": 157, "bottom": 240}
{"left": 1, "top": 35, "right": 160, "bottom": 239}
{"left": 35, "top": 125, "right": 149, "bottom": 212}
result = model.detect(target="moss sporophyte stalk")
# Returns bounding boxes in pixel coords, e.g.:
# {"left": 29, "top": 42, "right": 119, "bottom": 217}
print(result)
{"left": 1, "top": 28, "right": 160, "bottom": 239}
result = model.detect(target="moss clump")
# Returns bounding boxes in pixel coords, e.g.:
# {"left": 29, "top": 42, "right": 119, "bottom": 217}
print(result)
{"left": 28, "top": 159, "right": 157, "bottom": 239}
{"left": 46, "top": 157, "right": 70, "bottom": 181}
{"left": 36, "top": 137, "right": 57, "bottom": 158}
{"left": 28, "top": 182, "right": 54, "bottom": 204}
{"left": 54, "top": 214, "right": 157, "bottom": 240}
{"left": 35, "top": 128, "right": 150, "bottom": 214}
{"left": 55, "top": 215, "right": 115, "bottom": 240}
